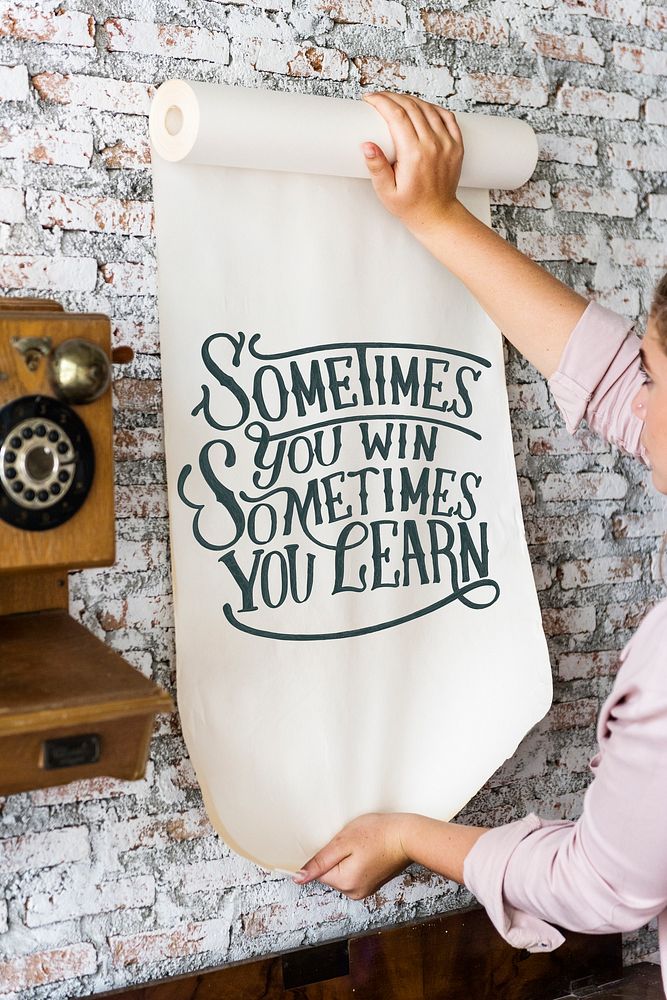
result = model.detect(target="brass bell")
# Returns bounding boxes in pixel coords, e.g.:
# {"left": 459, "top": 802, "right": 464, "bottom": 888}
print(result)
{"left": 49, "top": 338, "right": 111, "bottom": 404}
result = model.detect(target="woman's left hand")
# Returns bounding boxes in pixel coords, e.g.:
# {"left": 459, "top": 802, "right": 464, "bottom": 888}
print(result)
{"left": 292, "top": 813, "right": 412, "bottom": 899}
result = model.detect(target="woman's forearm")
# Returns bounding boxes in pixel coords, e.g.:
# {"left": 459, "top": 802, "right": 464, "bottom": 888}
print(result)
{"left": 410, "top": 200, "right": 589, "bottom": 380}
{"left": 399, "top": 813, "right": 489, "bottom": 884}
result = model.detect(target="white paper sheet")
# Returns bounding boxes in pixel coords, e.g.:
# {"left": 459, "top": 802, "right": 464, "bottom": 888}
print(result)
{"left": 150, "top": 80, "right": 551, "bottom": 872}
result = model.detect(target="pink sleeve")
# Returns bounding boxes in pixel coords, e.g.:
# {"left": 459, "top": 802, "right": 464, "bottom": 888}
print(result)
{"left": 547, "top": 300, "right": 647, "bottom": 462}
{"left": 463, "top": 604, "right": 667, "bottom": 951}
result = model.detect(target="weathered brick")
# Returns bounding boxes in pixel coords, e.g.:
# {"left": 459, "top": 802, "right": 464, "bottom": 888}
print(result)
{"left": 611, "top": 239, "right": 667, "bottom": 268}
{"left": 541, "top": 472, "right": 628, "bottom": 502}
{"left": 113, "top": 378, "right": 162, "bottom": 412}
{"left": 542, "top": 607, "right": 596, "bottom": 636}
{"left": 164, "top": 856, "right": 268, "bottom": 893}
{"left": 611, "top": 510, "right": 667, "bottom": 538}
{"left": 32, "top": 72, "right": 155, "bottom": 115}
{"left": 613, "top": 42, "right": 667, "bottom": 76}
{"left": 606, "top": 601, "right": 653, "bottom": 631}
{"left": 29, "top": 191, "right": 153, "bottom": 236}
{"left": 608, "top": 142, "right": 667, "bottom": 172}
{"left": 557, "top": 648, "right": 619, "bottom": 680}
{"left": 507, "top": 381, "right": 550, "bottom": 411}
{"left": 553, "top": 183, "right": 637, "bottom": 218}
{"left": 115, "top": 427, "right": 164, "bottom": 462}
{"left": 0, "top": 255, "right": 97, "bottom": 292}
{"left": 110, "top": 918, "right": 229, "bottom": 966}
{"left": 101, "top": 261, "right": 156, "bottom": 296}
{"left": 645, "top": 97, "right": 667, "bottom": 125}
{"left": 517, "top": 232, "right": 599, "bottom": 262}
{"left": 105, "top": 18, "right": 230, "bottom": 63}
{"left": 559, "top": 555, "right": 642, "bottom": 589}
{"left": 556, "top": 84, "right": 640, "bottom": 120}
{"left": 528, "top": 426, "right": 608, "bottom": 456}
{"left": 648, "top": 194, "right": 667, "bottom": 221}
{"left": 354, "top": 56, "right": 454, "bottom": 96}
{"left": 0, "top": 125, "right": 93, "bottom": 166}
{"left": 100, "top": 137, "right": 151, "bottom": 170}
{"left": 0, "top": 826, "right": 90, "bottom": 874}
{"left": 0, "top": 944, "right": 97, "bottom": 993}
{"left": 646, "top": 5, "right": 667, "bottom": 30}
{"left": 526, "top": 513, "right": 605, "bottom": 545}
{"left": 313, "top": 0, "right": 406, "bottom": 29}
{"left": 518, "top": 477, "right": 536, "bottom": 505}
{"left": 537, "top": 133, "right": 597, "bottom": 166}
{"left": 252, "top": 40, "right": 349, "bottom": 79}
{"left": 0, "top": 63, "right": 28, "bottom": 101}
{"left": 420, "top": 10, "right": 508, "bottom": 46}
{"left": 0, "top": 185, "right": 24, "bottom": 223}
{"left": 25, "top": 874, "right": 155, "bottom": 927}
{"left": 491, "top": 180, "right": 552, "bottom": 209}
{"left": 527, "top": 30, "right": 604, "bottom": 64}
{"left": 0, "top": 7, "right": 94, "bottom": 46}
{"left": 546, "top": 697, "right": 598, "bottom": 728}
{"left": 112, "top": 318, "right": 159, "bottom": 353}
{"left": 0, "top": 897, "right": 7, "bottom": 934}
{"left": 30, "top": 764, "right": 153, "bottom": 807}
{"left": 561, "top": 0, "right": 645, "bottom": 25}
{"left": 458, "top": 72, "right": 548, "bottom": 107}
{"left": 532, "top": 561, "right": 554, "bottom": 590}
{"left": 115, "top": 484, "right": 168, "bottom": 518}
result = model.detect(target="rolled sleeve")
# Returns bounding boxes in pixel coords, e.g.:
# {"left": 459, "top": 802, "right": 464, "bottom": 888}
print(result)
{"left": 463, "top": 815, "right": 566, "bottom": 953}
{"left": 547, "top": 300, "right": 647, "bottom": 462}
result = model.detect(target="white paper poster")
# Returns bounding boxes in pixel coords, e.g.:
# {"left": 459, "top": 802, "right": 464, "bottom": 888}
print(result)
{"left": 149, "top": 80, "right": 551, "bottom": 872}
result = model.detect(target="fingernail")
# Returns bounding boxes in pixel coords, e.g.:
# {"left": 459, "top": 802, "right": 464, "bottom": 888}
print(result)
{"left": 293, "top": 869, "right": 308, "bottom": 882}
{"left": 361, "top": 142, "right": 377, "bottom": 158}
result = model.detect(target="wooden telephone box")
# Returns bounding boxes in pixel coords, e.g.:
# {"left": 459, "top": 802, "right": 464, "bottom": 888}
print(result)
{"left": 0, "top": 297, "right": 174, "bottom": 795}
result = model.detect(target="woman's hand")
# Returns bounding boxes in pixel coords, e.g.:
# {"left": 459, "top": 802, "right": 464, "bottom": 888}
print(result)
{"left": 292, "top": 812, "right": 413, "bottom": 899}
{"left": 361, "top": 92, "right": 465, "bottom": 236}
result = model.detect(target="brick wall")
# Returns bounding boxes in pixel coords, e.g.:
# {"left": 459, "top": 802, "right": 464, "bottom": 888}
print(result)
{"left": 1, "top": 0, "right": 666, "bottom": 996}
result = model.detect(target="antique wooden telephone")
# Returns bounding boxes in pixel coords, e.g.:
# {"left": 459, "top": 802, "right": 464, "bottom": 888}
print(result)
{"left": 0, "top": 297, "right": 174, "bottom": 795}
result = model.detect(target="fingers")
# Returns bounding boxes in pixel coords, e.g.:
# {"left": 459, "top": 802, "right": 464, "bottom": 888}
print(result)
{"left": 363, "top": 92, "right": 419, "bottom": 160}
{"left": 435, "top": 106, "right": 464, "bottom": 152}
{"left": 293, "top": 841, "right": 351, "bottom": 885}
{"left": 360, "top": 141, "right": 396, "bottom": 200}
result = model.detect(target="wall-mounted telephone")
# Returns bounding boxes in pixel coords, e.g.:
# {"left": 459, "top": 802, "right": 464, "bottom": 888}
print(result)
{"left": 0, "top": 297, "right": 174, "bottom": 796}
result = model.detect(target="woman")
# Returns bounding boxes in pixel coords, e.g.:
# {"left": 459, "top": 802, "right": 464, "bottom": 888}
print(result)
{"left": 293, "top": 92, "right": 667, "bottom": 990}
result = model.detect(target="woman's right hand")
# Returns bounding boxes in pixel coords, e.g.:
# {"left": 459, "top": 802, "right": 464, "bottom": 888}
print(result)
{"left": 361, "top": 92, "right": 465, "bottom": 236}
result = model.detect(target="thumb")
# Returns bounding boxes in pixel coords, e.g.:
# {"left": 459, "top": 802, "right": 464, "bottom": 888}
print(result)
{"left": 293, "top": 842, "right": 350, "bottom": 885}
{"left": 360, "top": 142, "right": 395, "bottom": 199}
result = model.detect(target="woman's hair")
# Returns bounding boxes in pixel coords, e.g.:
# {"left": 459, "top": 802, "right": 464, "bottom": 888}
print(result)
{"left": 650, "top": 271, "right": 667, "bottom": 352}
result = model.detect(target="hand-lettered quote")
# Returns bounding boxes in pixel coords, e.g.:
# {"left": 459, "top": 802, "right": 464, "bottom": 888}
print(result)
{"left": 178, "top": 332, "right": 500, "bottom": 640}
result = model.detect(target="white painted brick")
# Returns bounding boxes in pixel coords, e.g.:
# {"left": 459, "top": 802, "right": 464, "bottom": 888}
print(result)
{"left": 105, "top": 18, "right": 230, "bottom": 63}
{"left": 420, "top": 10, "right": 509, "bottom": 45}
{"left": 491, "top": 180, "right": 552, "bottom": 209}
{"left": 556, "top": 84, "right": 640, "bottom": 120}
{"left": 0, "top": 944, "right": 97, "bottom": 993}
{"left": 112, "top": 318, "right": 159, "bottom": 353}
{"left": 542, "top": 606, "right": 596, "bottom": 636}
{"left": 115, "top": 485, "right": 168, "bottom": 518}
{"left": 0, "top": 187, "right": 24, "bottom": 224}
{"left": 0, "top": 126, "right": 92, "bottom": 167}
{"left": 554, "top": 183, "right": 637, "bottom": 218}
{"left": 100, "top": 261, "right": 156, "bottom": 296}
{"left": 100, "top": 137, "right": 151, "bottom": 170}
{"left": 0, "top": 64, "right": 28, "bottom": 101}
{"left": 115, "top": 427, "right": 164, "bottom": 462}
{"left": 313, "top": 0, "right": 406, "bottom": 29}
{"left": 645, "top": 98, "right": 667, "bottom": 125}
{"left": 507, "top": 381, "right": 550, "bottom": 410}
{"left": 527, "top": 30, "right": 604, "bottom": 64}
{"left": 537, "top": 133, "right": 597, "bottom": 166}
{"left": 526, "top": 514, "right": 605, "bottom": 544}
{"left": 28, "top": 191, "right": 153, "bottom": 236}
{"left": 561, "top": 0, "right": 645, "bottom": 25}
{"left": 110, "top": 916, "right": 232, "bottom": 966}
{"left": 518, "top": 476, "right": 535, "bottom": 504}
{"left": 528, "top": 426, "right": 608, "bottom": 455}
{"left": 612, "top": 509, "right": 667, "bottom": 538}
{"left": 458, "top": 72, "right": 548, "bottom": 107}
{"left": 613, "top": 42, "right": 667, "bottom": 76}
{"left": 0, "top": 827, "right": 90, "bottom": 875}
{"left": 559, "top": 555, "right": 642, "bottom": 589}
{"left": 532, "top": 561, "right": 553, "bottom": 590}
{"left": 30, "top": 763, "right": 154, "bottom": 807}
{"left": 25, "top": 874, "right": 155, "bottom": 927}
{"left": 541, "top": 472, "right": 628, "bottom": 501}
{"left": 164, "top": 856, "right": 269, "bottom": 893}
{"left": 557, "top": 648, "right": 619, "bottom": 680}
{"left": 253, "top": 39, "right": 349, "bottom": 79}
{"left": 591, "top": 286, "right": 640, "bottom": 316}
{"left": 646, "top": 5, "right": 667, "bottom": 30}
{"left": 517, "top": 231, "right": 599, "bottom": 262}
{"left": 0, "top": 255, "right": 97, "bottom": 292}
{"left": 611, "top": 239, "right": 667, "bottom": 268}
{"left": 649, "top": 194, "right": 667, "bottom": 221}
{"left": 0, "top": 898, "right": 7, "bottom": 934}
{"left": 0, "top": 7, "right": 94, "bottom": 47}
{"left": 608, "top": 142, "right": 667, "bottom": 172}
{"left": 354, "top": 57, "right": 453, "bottom": 96}
{"left": 32, "top": 72, "right": 155, "bottom": 116}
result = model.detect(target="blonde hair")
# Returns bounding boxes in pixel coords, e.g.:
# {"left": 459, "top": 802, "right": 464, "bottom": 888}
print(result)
{"left": 651, "top": 271, "right": 667, "bottom": 350}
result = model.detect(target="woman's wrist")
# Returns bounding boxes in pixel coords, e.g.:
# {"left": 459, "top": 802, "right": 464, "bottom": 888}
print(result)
{"left": 397, "top": 813, "right": 489, "bottom": 884}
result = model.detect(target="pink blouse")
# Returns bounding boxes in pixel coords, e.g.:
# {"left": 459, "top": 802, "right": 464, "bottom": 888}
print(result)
{"left": 463, "top": 300, "right": 667, "bottom": 994}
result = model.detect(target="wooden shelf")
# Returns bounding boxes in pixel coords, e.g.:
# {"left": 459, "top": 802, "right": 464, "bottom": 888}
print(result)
{"left": 0, "top": 609, "right": 175, "bottom": 794}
